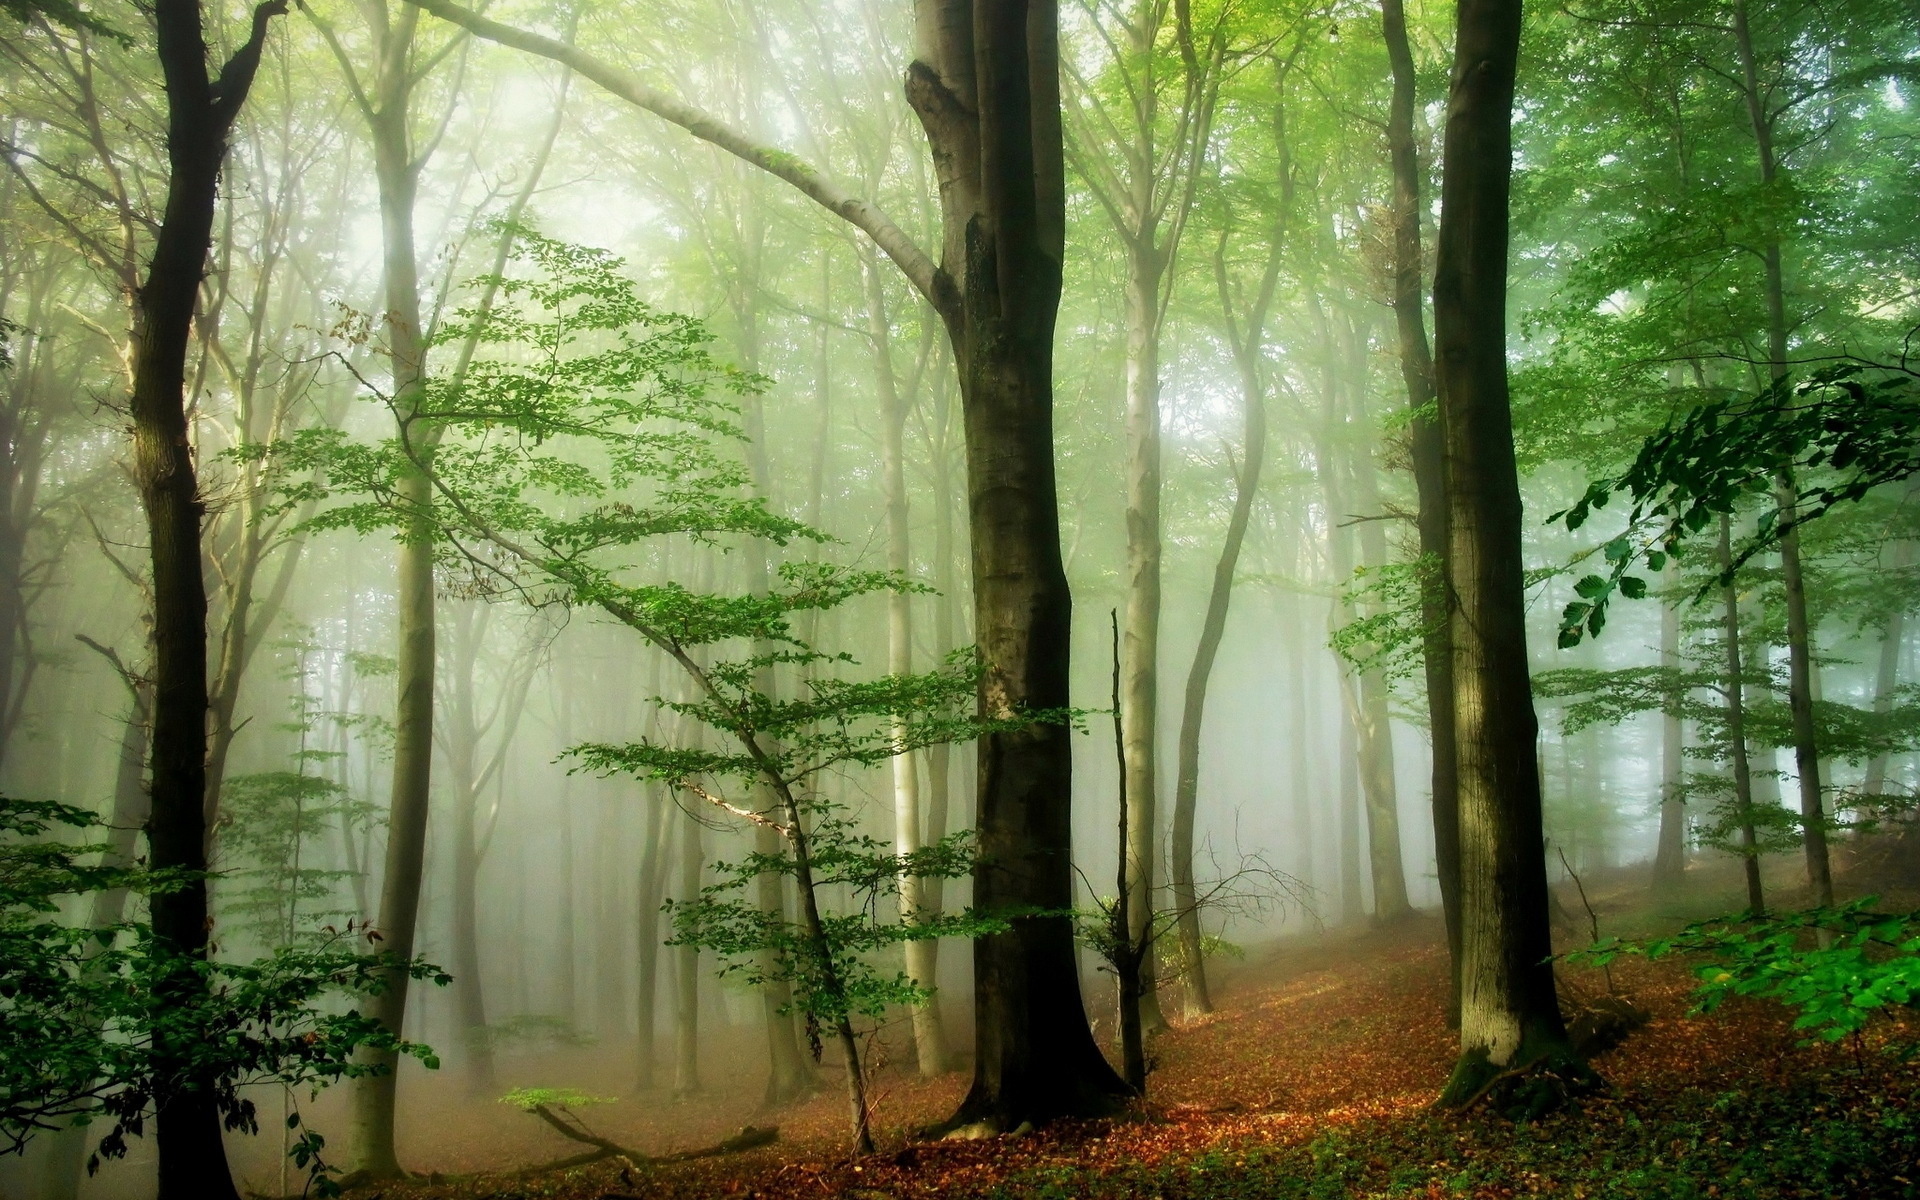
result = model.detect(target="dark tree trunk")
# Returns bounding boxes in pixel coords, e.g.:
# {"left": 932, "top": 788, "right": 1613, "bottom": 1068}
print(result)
{"left": 908, "top": 0, "right": 1129, "bottom": 1130}
{"left": 1428, "top": 0, "right": 1587, "bottom": 1107}
{"left": 397, "top": 0, "right": 1125, "bottom": 1132}
{"left": 131, "top": 2, "right": 283, "bottom": 1195}
{"left": 1382, "top": 0, "right": 1461, "bottom": 1015}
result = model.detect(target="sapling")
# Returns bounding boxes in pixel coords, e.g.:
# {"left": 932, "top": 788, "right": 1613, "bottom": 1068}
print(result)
{"left": 275, "top": 227, "right": 1043, "bottom": 1153}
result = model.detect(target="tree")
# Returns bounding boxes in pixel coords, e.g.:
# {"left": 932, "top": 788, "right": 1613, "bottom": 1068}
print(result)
{"left": 0, "top": 794, "right": 444, "bottom": 1198}
{"left": 283, "top": 229, "right": 1044, "bottom": 1153}
{"left": 1428, "top": 0, "right": 1590, "bottom": 1110}
{"left": 301, "top": 0, "right": 472, "bottom": 1170}
{"left": 1380, "top": 0, "right": 1461, "bottom": 1007}
{"left": 126, "top": 0, "right": 288, "bottom": 1191}
{"left": 398, "top": 0, "right": 1131, "bottom": 1128}
{"left": 1062, "top": 0, "right": 1231, "bottom": 1035}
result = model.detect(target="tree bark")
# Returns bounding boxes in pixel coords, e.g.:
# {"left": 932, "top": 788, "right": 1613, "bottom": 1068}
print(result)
{"left": 634, "top": 783, "right": 672, "bottom": 1089}
{"left": 131, "top": 3, "right": 283, "bottom": 1196}
{"left": 1170, "top": 224, "right": 1278, "bottom": 1017}
{"left": 911, "top": 0, "right": 1131, "bottom": 1128}
{"left": 862, "top": 253, "right": 951, "bottom": 1077}
{"left": 1382, "top": 0, "right": 1460, "bottom": 1010}
{"left": 344, "top": 8, "right": 439, "bottom": 1170}
{"left": 1718, "top": 517, "right": 1766, "bottom": 914}
{"left": 1862, "top": 526, "right": 1914, "bottom": 799}
{"left": 1730, "top": 0, "right": 1831, "bottom": 907}
{"left": 1342, "top": 326, "right": 1412, "bottom": 922}
{"left": 1429, "top": 0, "right": 1587, "bottom": 1107}
{"left": 400, "top": 0, "right": 1128, "bottom": 1129}
{"left": 1652, "top": 559, "right": 1688, "bottom": 893}
{"left": 673, "top": 793, "right": 704, "bottom": 1099}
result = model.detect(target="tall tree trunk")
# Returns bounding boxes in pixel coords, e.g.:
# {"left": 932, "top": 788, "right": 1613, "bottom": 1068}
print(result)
{"left": 1652, "top": 559, "right": 1688, "bottom": 893}
{"left": 444, "top": 606, "right": 494, "bottom": 1093}
{"left": 634, "top": 783, "right": 671, "bottom": 1089}
{"left": 1718, "top": 517, "right": 1766, "bottom": 914}
{"left": 400, "top": 0, "right": 1127, "bottom": 1130}
{"left": 921, "top": 368, "right": 961, "bottom": 1013}
{"left": 346, "top": 20, "right": 438, "bottom": 1171}
{"left": 1118, "top": 241, "right": 1169, "bottom": 1034}
{"left": 1430, "top": 0, "right": 1587, "bottom": 1107}
{"left": 909, "top": 0, "right": 1130, "bottom": 1128}
{"left": 132, "top": 4, "right": 282, "bottom": 1196}
{"left": 1731, "top": 0, "right": 1830, "bottom": 906}
{"left": 1170, "top": 225, "right": 1277, "bottom": 1017}
{"left": 673, "top": 793, "right": 704, "bottom": 1098}
{"left": 1382, "top": 0, "right": 1460, "bottom": 1009}
{"left": 1862, "top": 529, "right": 1914, "bottom": 799}
{"left": 1337, "top": 709, "right": 1365, "bottom": 921}
{"left": 1343, "top": 329, "right": 1412, "bottom": 922}
{"left": 1061, "top": 0, "right": 1225, "bottom": 1042}
{"left": 862, "top": 254, "right": 950, "bottom": 1076}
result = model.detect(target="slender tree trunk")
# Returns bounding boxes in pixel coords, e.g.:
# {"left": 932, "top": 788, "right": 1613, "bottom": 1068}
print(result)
{"left": 634, "top": 783, "right": 671, "bottom": 1089}
{"left": 1863, "top": 530, "right": 1914, "bottom": 798}
{"left": 1430, "top": 0, "right": 1587, "bottom": 1106}
{"left": 1344, "top": 337, "right": 1412, "bottom": 922}
{"left": 1337, "top": 707, "right": 1365, "bottom": 921}
{"left": 445, "top": 610, "right": 495, "bottom": 1093}
{"left": 673, "top": 793, "right": 703, "bottom": 1099}
{"left": 1730, "top": 0, "right": 1830, "bottom": 907}
{"left": 862, "top": 254, "right": 950, "bottom": 1076}
{"left": 1652, "top": 560, "right": 1688, "bottom": 893}
{"left": 1719, "top": 517, "right": 1766, "bottom": 913}
{"left": 346, "top": 39, "right": 438, "bottom": 1173}
{"left": 1170, "top": 228, "right": 1276, "bottom": 1016}
{"left": 1118, "top": 242, "right": 1169, "bottom": 1035}
{"left": 1383, "top": 0, "right": 1460, "bottom": 1010}
{"left": 1109, "top": 610, "right": 1147, "bottom": 1091}
{"left": 132, "top": 4, "right": 281, "bottom": 1195}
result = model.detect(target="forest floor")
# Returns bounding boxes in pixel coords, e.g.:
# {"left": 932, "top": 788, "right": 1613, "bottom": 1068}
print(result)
{"left": 325, "top": 859, "right": 1920, "bottom": 1200}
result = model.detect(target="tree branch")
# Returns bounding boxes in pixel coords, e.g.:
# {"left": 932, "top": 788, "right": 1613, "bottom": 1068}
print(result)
{"left": 399, "top": 0, "right": 944, "bottom": 310}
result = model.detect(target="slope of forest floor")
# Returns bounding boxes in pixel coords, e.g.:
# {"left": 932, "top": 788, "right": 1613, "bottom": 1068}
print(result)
{"left": 331, "top": 863, "right": 1920, "bottom": 1200}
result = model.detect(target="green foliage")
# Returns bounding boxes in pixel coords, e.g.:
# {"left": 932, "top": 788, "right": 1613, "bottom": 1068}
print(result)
{"left": 667, "top": 807, "right": 1007, "bottom": 1044}
{"left": 1573, "top": 900, "right": 1920, "bottom": 1044}
{"left": 0, "top": 795, "right": 445, "bottom": 1192}
{"left": 273, "top": 230, "right": 1028, "bottom": 1120}
{"left": 1328, "top": 555, "right": 1440, "bottom": 687}
{"left": 1551, "top": 366, "right": 1920, "bottom": 647}
{"left": 499, "top": 1086, "right": 611, "bottom": 1112}
{"left": 0, "top": 0, "right": 130, "bottom": 44}
{"left": 218, "top": 638, "right": 382, "bottom": 948}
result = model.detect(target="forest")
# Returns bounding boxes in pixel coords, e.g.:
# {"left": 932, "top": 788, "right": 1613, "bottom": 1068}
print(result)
{"left": 1, "top": 0, "right": 1917, "bottom": 1196}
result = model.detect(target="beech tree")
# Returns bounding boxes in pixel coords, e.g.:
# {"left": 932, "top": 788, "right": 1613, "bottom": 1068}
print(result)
{"left": 1427, "top": 0, "right": 1590, "bottom": 1109}
{"left": 398, "top": 0, "right": 1129, "bottom": 1127}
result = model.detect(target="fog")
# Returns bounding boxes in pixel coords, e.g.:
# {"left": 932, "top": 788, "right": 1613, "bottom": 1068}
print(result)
{"left": 2, "top": 0, "right": 1916, "bottom": 1196}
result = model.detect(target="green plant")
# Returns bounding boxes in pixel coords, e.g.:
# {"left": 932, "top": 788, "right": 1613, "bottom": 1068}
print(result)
{"left": 1572, "top": 899, "right": 1920, "bottom": 1044}
{"left": 272, "top": 226, "right": 1041, "bottom": 1154}
{"left": 0, "top": 795, "right": 445, "bottom": 1195}
{"left": 1550, "top": 365, "right": 1920, "bottom": 647}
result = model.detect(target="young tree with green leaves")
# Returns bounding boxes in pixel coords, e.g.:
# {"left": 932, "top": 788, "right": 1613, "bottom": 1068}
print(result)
{"left": 281, "top": 229, "right": 1054, "bottom": 1152}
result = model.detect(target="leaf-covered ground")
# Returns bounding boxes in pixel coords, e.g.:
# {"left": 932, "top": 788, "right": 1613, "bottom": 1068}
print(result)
{"left": 321, "top": 874, "right": 1919, "bottom": 1200}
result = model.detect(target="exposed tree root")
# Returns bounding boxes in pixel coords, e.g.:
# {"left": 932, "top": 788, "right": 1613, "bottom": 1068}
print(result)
{"left": 1437, "top": 1044, "right": 1601, "bottom": 1120}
